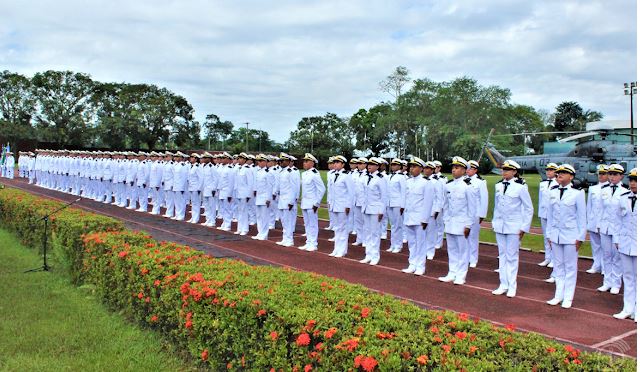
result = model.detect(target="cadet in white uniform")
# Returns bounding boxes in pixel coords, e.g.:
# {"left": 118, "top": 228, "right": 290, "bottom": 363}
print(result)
{"left": 438, "top": 157, "right": 477, "bottom": 285}
{"left": 171, "top": 152, "right": 189, "bottom": 221}
{"left": 613, "top": 168, "right": 637, "bottom": 320}
{"left": 161, "top": 152, "right": 176, "bottom": 218}
{"left": 125, "top": 153, "right": 139, "bottom": 210}
{"left": 545, "top": 164, "right": 587, "bottom": 309}
{"left": 327, "top": 156, "right": 354, "bottom": 257}
{"left": 200, "top": 152, "right": 218, "bottom": 227}
{"left": 402, "top": 157, "right": 434, "bottom": 276}
{"left": 276, "top": 154, "right": 300, "bottom": 247}
{"left": 135, "top": 153, "right": 151, "bottom": 212}
{"left": 538, "top": 163, "right": 559, "bottom": 268}
{"left": 433, "top": 160, "right": 447, "bottom": 249}
{"left": 422, "top": 162, "right": 444, "bottom": 259}
{"left": 351, "top": 158, "right": 368, "bottom": 247}
{"left": 385, "top": 159, "right": 406, "bottom": 253}
{"left": 217, "top": 152, "right": 236, "bottom": 231}
{"left": 466, "top": 160, "right": 488, "bottom": 268}
{"left": 234, "top": 153, "right": 255, "bottom": 235}
{"left": 360, "top": 158, "right": 388, "bottom": 266}
{"left": 252, "top": 154, "right": 275, "bottom": 240}
{"left": 597, "top": 164, "right": 628, "bottom": 294}
{"left": 299, "top": 153, "right": 327, "bottom": 251}
{"left": 325, "top": 157, "right": 337, "bottom": 235}
{"left": 585, "top": 165, "right": 609, "bottom": 274}
{"left": 187, "top": 153, "right": 204, "bottom": 224}
{"left": 149, "top": 152, "right": 165, "bottom": 215}
{"left": 491, "top": 160, "right": 534, "bottom": 298}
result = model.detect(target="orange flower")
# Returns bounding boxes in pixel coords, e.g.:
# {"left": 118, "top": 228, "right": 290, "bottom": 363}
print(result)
{"left": 361, "top": 356, "right": 378, "bottom": 372}
{"left": 137, "top": 292, "right": 144, "bottom": 299}
{"left": 185, "top": 320, "right": 193, "bottom": 329}
{"left": 304, "top": 364, "right": 313, "bottom": 372}
{"left": 270, "top": 331, "right": 278, "bottom": 340}
{"left": 153, "top": 279, "right": 161, "bottom": 286}
{"left": 416, "top": 355, "right": 428, "bottom": 365}
{"left": 150, "top": 315, "right": 158, "bottom": 322}
{"left": 505, "top": 323, "right": 516, "bottom": 332}
{"left": 118, "top": 251, "right": 128, "bottom": 258}
{"left": 469, "top": 346, "right": 478, "bottom": 354}
{"left": 296, "top": 333, "right": 311, "bottom": 347}
{"left": 354, "top": 355, "right": 364, "bottom": 368}
{"left": 257, "top": 309, "right": 267, "bottom": 317}
{"left": 337, "top": 338, "right": 359, "bottom": 352}
{"left": 458, "top": 313, "right": 469, "bottom": 321}
{"left": 315, "top": 342, "right": 324, "bottom": 351}
{"left": 546, "top": 347, "right": 556, "bottom": 353}
{"left": 201, "top": 349, "right": 208, "bottom": 361}
{"left": 361, "top": 308, "right": 370, "bottom": 318}
{"left": 324, "top": 328, "right": 337, "bottom": 339}
{"left": 441, "top": 345, "right": 451, "bottom": 353}
{"left": 455, "top": 331, "right": 467, "bottom": 340}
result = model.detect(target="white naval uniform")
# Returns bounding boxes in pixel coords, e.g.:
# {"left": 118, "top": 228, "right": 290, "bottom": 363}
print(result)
{"left": 586, "top": 182, "right": 608, "bottom": 273}
{"left": 201, "top": 163, "right": 218, "bottom": 225}
{"left": 277, "top": 166, "right": 300, "bottom": 246}
{"left": 136, "top": 160, "right": 150, "bottom": 211}
{"left": 300, "top": 167, "right": 327, "bottom": 250}
{"left": 254, "top": 166, "right": 275, "bottom": 239}
{"left": 546, "top": 185, "right": 587, "bottom": 304}
{"left": 492, "top": 178, "right": 534, "bottom": 295}
{"left": 5, "top": 155, "right": 15, "bottom": 179}
{"left": 162, "top": 161, "right": 176, "bottom": 217}
{"left": 425, "top": 175, "right": 445, "bottom": 253}
{"left": 441, "top": 177, "right": 477, "bottom": 283}
{"left": 172, "top": 161, "right": 189, "bottom": 220}
{"left": 434, "top": 173, "right": 448, "bottom": 247}
{"left": 101, "top": 158, "right": 114, "bottom": 203}
{"left": 217, "top": 165, "right": 236, "bottom": 230}
{"left": 149, "top": 161, "right": 165, "bottom": 215}
{"left": 327, "top": 169, "right": 352, "bottom": 256}
{"left": 352, "top": 170, "right": 366, "bottom": 245}
{"left": 387, "top": 171, "right": 407, "bottom": 252}
{"left": 187, "top": 163, "right": 204, "bottom": 223}
{"left": 403, "top": 175, "right": 435, "bottom": 274}
{"left": 362, "top": 171, "right": 388, "bottom": 264}
{"left": 125, "top": 159, "right": 139, "bottom": 209}
{"left": 326, "top": 169, "right": 336, "bottom": 230}
{"left": 235, "top": 164, "right": 255, "bottom": 234}
{"left": 268, "top": 165, "right": 281, "bottom": 227}
{"left": 467, "top": 174, "right": 488, "bottom": 266}
{"left": 598, "top": 182, "right": 628, "bottom": 291}
{"left": 614, "top": 191, "right": 637, "bottom": 317}
{"left": 539, "top": 178, "right": 559, "bottom": 271}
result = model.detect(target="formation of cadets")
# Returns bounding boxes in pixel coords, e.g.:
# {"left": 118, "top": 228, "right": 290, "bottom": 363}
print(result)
{"left": 7, "top": 149, "right": 636, "bottom": 320}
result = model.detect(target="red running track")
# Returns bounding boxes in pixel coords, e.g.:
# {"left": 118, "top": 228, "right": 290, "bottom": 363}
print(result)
{"left": 3, "top": 178, "right": 636, "bottom": 358}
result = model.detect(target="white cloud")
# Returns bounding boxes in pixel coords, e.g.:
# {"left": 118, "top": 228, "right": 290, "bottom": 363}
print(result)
{"left": 0, "top": 0, "right": 636, "bottom": 142}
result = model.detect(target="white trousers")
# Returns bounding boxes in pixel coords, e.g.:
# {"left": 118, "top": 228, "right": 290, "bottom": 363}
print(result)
{"left": 406, "top": 224, "right": 427, "bottom": 272}
{"left": 203, "top": 195, "right": 217, "bottom": 223}
{"left": 302, "top": 208, "right": 319, "bottom": 248}
{"left": 445, "top": 233, "right": 469, "bottom": 281}
{"left": 600, "top": 233, "right": 622, "bottom": 289}
{"left": 236, "top": 198, "right": 250, "bottom": 233}
{"left": 620, "top": 253, "right": 637, "bottom": 316}
{"left": 588, "top": 231, "right": 603, "bottom": 272}
{"left": 163, "top": 189, "right": 175, "bottom": 217}
{"left": 541, "top": 218, "right": 552, "bottom": 261}
{"left": 388, "top": 207, "right": 403, "bottom": 250}
{"left": 379, "top": 212, "right": 388, "bottom": 238}
{"left": 256, "top": 204, "right": 270, "bottom": 239}
{"left": 173, "top": 191, "right": 186, "bottom": 220}
{"left": 468, "top": 220, "right": 481, "bottom": 265}
{"left": 496, "top": 233, "right": 520, "bottom": 291}
{"left": 353, "top": 206, "right": 364, "bottom": 244}
{"left": 279, "top": 207, "right": 296, "bottom": 245}
{"left": 220, "top": 198, "right": 233, "bottom": 229}
{"left": 138, "top": 186, "right": 149, "bottom": 211}
{"left": 424, "top": 217, "right": 438, "bottom": 259}
{"left": 331, "top": 211, "right": 349, "bottom": 256}
{"left": 151, "top": 187, "right": 164, "bottom": 214}
{"left": 364, "top": 213, "right": 382, "bottom": 261}
{"left": 189, "top": 191, "right": 202, "bottom": 222}
{"left": 435, "top": 213, "right": 445, "bottom": 247}
{"left": 127, "top": 183, "right": 138, "bottom": 208}
{"left": 551, "top": 242, "right": 578, "bottom": 302}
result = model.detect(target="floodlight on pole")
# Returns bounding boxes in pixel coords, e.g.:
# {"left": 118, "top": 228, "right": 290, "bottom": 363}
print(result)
{"left": 624, "top": 81, "right": 637, "bottom": 145}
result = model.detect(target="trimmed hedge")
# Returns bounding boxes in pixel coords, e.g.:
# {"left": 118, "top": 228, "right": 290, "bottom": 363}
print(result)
{"left": 0, "top": 188, "right": 635, "bottom": 371}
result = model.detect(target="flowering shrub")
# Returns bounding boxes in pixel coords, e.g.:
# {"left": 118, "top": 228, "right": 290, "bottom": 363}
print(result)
{"left": 0, "top": 188, "right": 635, "bottom": 370}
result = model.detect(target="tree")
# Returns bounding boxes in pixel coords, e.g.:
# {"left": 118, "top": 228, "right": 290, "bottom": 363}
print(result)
{"left": 349, "top": 105, "right": 393, "bottom": 156}
{"left": 379, "top": 66, "right": 412, "bottom": 156}
{"left": 203, "top": 114, "right": 234, "bottom": 150}
{"left": 286, "top": 113, "right": 355, "bottom": 160}
{"left": 0, "top": 71, "right": 36, "bottom": 143}
{"left": 31, "top": 70, "right": 96, "bottom": 146}
{"left": 552, "top": 101, "right": 603, "bottom": 133}
{"left": 93, "top": 82, "right": 144, "bottom": 149}
{"left": 379, "top": 66, "right": 411, "bottom": 101}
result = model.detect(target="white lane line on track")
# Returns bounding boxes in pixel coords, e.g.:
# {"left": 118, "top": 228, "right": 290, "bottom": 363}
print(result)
{"left": 591, "top": 329, "right": 638, "bottom": 349}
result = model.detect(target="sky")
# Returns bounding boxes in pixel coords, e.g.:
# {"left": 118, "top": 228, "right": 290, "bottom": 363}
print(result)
{"left": 0, "top": 0, "right": 637, "bottom": 143}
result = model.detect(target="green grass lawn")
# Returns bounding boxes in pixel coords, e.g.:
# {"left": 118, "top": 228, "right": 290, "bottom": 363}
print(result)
{"left": 0, "top": 228, "right": 192, "bottom": 371}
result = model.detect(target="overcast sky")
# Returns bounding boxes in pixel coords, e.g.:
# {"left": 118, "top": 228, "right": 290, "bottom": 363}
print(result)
{"left": 1, "top": 0, "right": 636, "bottom": 142}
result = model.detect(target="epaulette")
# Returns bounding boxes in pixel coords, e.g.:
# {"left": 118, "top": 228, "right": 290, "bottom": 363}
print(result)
{"left": 477, "top": 175, "right": 484, "bottom": 180}
{"left": 515, "top": 178, "right": 525, "bottom": 185}
{"left": 496, "top": 180, "right": 503, "bottom": 185}
{"left": 447, "top": 179, "right": 454, "bottom": 184}
{"left": 622, "top": 184, "right": 629, "bottom": 189}
{"left": 265, "top": 168, "right": 269, "bottom": 172}
{"left": 377, "top": 173, "right": 384, "bottom": 178}
{"left": 311, "top": 169, "right": 318, "bottom": 173}
{"left": 621, "top": 191, "right": 631, "bottom": 196}
{"left": 422, "top": 175, "right": 429, "bottom": 180}
{"left": 292, "top": 167, "right": 298, "bottom": 171}
{"left": 433, "top": 175, "right": 440, "bottom": 179}
{"left": 463, "top": 178, "right": 471, "bottom": 185}
{"left": 550, "top": 185, "right": 559, "bottom": 190}
{"left": 601, "top": 184, "right": 610, "bottom": 189}
{"left": 287, "top": 168, "right": 292, "bottom": 172}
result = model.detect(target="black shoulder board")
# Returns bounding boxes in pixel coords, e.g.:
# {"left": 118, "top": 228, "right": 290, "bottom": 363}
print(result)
{"left": 422, "top": 175, "right": 429, "bottom": 180}
{"left": 601, "top": 184, "right": 610, "bottom": 189}
{"left": 464, "top": 178, "right": 471, "bottom": 185}
{"left": 287, "top": 168, "right": 292, "bottom": 172}
{"left": 312, "top": 169, "right": 318, "bottom": 173}
{"left": 292, "top": 167, "right": 298, "bottom": 170}
{"left": 551, "top": 185, "right": 559, "bottom": 190}
{"left": 477, "top": 175, "right": 484, "bottom": 180}
{"left": 622, "top": 184, "right": 629, "bottom": 189}
{"left": 496, "top": 180, "right": 502, "bottom": 185}
{"left": 622, "top": 191, "right": 631, "bottom": 196}
{"left": 515, "top": 178, "right": 525, "bottom": 185}
{"left": 265, "top": 168, "right": 269, "bottom": 172}
{"left": 377, "top": 173, "right": 384, "bottom": 178}
{"left": 433, "top": 175, "right": 440, "bottom": 179}
{"left": 447, "top": 179, "right": 454, "bottom": 184}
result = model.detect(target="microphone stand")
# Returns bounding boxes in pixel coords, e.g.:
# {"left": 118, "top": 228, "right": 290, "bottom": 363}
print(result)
{"left": 25, "top": 197, "right": 82, "bottom": 273}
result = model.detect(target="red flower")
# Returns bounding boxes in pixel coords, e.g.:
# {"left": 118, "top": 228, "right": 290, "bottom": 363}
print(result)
{"left": 546, "top": 347, "right": 556, "bottom": 353}
{"left": 324, "top": 328, "right": 337, "bottom": 339}
{"left": 137, "top": 292, "right": 144, "bottom": 299}
{"left": 455, "top": 331, "right": 467, "bottom": 340}
{"left": 441, "top": 344, "right": 451, "bottom": 353}
{"left": 118, "top": 251, "right": 128, "bottom": 258}
{"left": 270, "top": 331, "right": 278, "bottom": 340}
{"left": 185, "top": 320, "right": 193, "bottom": 329}
{"left": 304, "top": 364, "right": 313, "bottom": 372}
{"left": 573, "top": 359, "right": 582, "bottom": 365}
{"left": 150, "top": 315, "right": 158, "bottom": 322}
{"left": 361, "top": 356, "right": 378, "bottom": 372}
{"left": 469, "top": 346, "right": 478, "bottom": 354}
{"left": 337, "top": 338, "right": 359, "bottom": 352}
{"left": 458, "top": 313, "right": 469, "bottom": 321}
{"left": 401, "top": 351, "right": 411, "bottom": 360}
{"left": 296, "top": 333, "right": 311, "bottom": 347}
{"left": 416, "top": 355, "right": 428, "bottom": 365}
{"left": 354, "top": 355, "right": 364, "bottom": 368}
{"left": 257, "top": 309, "right": 267, "bottom": 317}
{"left": 153, "top": 279, "right": 161, "bottom": 287}
{"left": 361, "top": 308, "right": 370, "bottom": 318}
{"left": 315, "top": 342, "right": 324, "bottom": 351}
{"left": 505, "top": 323, "right": 516, "bottom": 332}
{"left": 201, "top": 349, "right": 208, "bottom": 361}
{"left": 140, "top": 267, "right": 149, "bottom": 275}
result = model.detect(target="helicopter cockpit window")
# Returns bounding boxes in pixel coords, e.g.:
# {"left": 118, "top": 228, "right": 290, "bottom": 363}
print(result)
{"left": 588, "top": 163, "right": 598, "bottom": 173}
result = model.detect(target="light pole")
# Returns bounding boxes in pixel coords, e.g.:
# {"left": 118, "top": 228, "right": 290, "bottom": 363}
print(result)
{"left": 310, "top": 123, "right": 314, "bottom": 153}
{"left": 624, "top": 82, "right": 637, "bottom": 145}
{"left": 244, "top": 122, "right": 249, "bottom": 152}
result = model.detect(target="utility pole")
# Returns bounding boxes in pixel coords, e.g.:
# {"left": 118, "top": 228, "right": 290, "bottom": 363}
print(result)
{"left": 624, "top": 82, "right": 637, "bottom": 145}
{"left": 244, "top": 122, "right": 249, "bottom": 152}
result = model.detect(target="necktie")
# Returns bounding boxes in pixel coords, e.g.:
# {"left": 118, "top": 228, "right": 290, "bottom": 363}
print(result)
{"left": 559, "top": 187, "right": 566, "bottom": 200}
{"left": 502, "top": 181, "right": 509, "bottom": 193}
{"left": 612, "top": 185, "right": 617, "bottom": 195}
{"left": 547, "top": 179, "right": 553, "bottom": 188}
{"left": 367, "top": 173, "right": 373, "bottom": 185}
{"left": 631, "top": 195, "right": 637, "bottom": 212}
{"left": 334, "top": 172, "right": 340, "bottom": 183}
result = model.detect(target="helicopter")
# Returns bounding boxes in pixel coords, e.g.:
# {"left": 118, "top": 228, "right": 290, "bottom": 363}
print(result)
{"left": 481, "top": 120, "right": 637, "bottom": 186}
